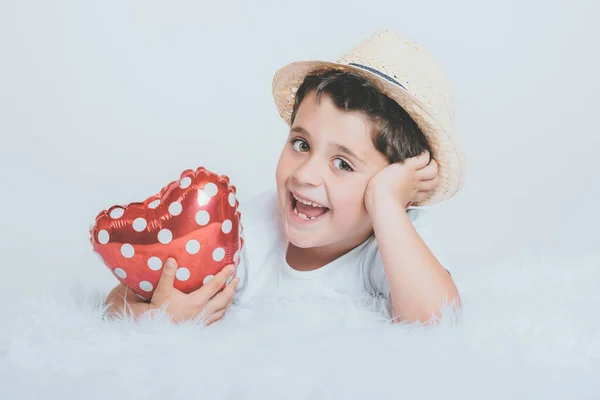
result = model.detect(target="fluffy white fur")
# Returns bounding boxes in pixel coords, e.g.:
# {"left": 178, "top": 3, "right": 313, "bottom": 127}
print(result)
{"left": 2, "top": 250, "right": 599, "bottom": 399}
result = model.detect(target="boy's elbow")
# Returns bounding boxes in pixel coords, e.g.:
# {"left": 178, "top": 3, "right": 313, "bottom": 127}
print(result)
{"left": 102, "top": 284, "right": 127, "bottom": 319}
{"left": 390, "top": 291, "right": 462, "bottom": 325}
{"left": 103, "top": 284, "right": 152, "bottom": 321}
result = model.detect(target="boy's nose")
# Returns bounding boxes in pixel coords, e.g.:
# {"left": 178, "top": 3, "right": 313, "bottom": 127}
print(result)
{"left": 292, "top": 159, "right": 323, "bottom": 187}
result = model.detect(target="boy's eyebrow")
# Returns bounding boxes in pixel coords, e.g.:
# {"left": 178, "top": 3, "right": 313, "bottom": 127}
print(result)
{"left": 289, "top": 126, "right": 366, "bottom": 164}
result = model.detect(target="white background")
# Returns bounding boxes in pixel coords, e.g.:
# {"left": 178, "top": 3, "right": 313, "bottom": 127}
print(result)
{"left": 0, "top": 0, "right": 598, "bottom": 291}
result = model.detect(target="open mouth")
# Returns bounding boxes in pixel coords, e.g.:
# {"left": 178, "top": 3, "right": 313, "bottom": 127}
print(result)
{"left": 290, "top": 192, "right": 330, "bottom": 222}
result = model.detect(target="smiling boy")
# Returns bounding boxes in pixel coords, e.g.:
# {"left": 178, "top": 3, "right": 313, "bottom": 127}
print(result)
{"left": 275, "top": 87, "right": 457, "bottom": 323}
{"left": 104, "top": 30, "right": 466, "bottom": 325}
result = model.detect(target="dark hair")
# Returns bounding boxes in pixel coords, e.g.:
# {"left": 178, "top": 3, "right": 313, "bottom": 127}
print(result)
{"left": 289, "top": 68, "right": 431, "bottom": 164}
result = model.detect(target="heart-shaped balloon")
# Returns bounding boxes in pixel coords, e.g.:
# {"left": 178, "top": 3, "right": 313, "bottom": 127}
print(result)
{"left": 89, "top": 167, "right": 243, "bottom": 301}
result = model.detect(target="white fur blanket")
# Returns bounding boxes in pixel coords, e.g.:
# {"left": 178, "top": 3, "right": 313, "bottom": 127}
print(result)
{"left": 2, "top": 251, "right": 599, "bottom": 400}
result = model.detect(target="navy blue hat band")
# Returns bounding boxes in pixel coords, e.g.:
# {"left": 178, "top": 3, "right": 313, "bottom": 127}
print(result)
{"left": 348, "top": 63, "right": 408, "bottom": 92}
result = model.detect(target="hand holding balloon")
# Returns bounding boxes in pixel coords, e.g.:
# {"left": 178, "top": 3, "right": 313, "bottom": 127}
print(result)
{"left": 148, "top": 257, "right": 240, "bottom": 324}
{"left": 104, "top": 257, "right": 240, "bottom": 324}
{"left": 90, "top": 167, "right": 244, "bottom": 302}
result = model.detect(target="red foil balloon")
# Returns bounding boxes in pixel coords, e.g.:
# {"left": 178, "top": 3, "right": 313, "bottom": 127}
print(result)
{"left": 89, "top": 167, "right": 243, "bottom": 301}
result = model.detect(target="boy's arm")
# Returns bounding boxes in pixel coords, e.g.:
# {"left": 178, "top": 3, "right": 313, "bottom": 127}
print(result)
{"left": 368, "top": 195, "right": 460, "bottom": 324}
{"left": 103, "top": 284, "right": 150, "bottom": 321}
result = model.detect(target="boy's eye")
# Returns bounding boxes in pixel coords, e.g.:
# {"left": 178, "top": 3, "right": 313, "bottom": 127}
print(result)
{"left": 333, "top": 158, "right": 353, "bottom": 172}
{"left": 290, "top": 138, "right": 353, "bottom": 172}
{"left": 291, "top": 138, "right": 309, "bottom": 152}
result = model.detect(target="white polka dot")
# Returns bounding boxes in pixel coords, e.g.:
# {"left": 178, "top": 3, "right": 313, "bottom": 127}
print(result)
{"left": 110, "top": 208, "right": 124, "bottom": 219}
{"left": 212, "top": 247, "right": 225, "bottom": 261}
{"left": 233, "top": 250, "right": 240, "bottom": 263}
{"left": 203, "top": 275, "right": 214, "bottom": 285}
{"left": 133, "top": 218, "right": 147, "bottom": 232}
{"left": 97, "top": 230, "right": 110, "bottom": 244}
{"left": 221, "top": 219, "right": 232, "bottom": 234}
{"left": 147, "top": 256, "right": 162, "bottom": 271}
{"left": 195, "top": 210, "right": 210, "bottom": 226}
{"left": 113, "top": 268, "right": 127, "bottom": 279}
{"left": 228, "top": 192, "right": 236, "bottom": 207}
{"left": 120, "top": 244, "right": 135, "bottom": 258}
{"left": 168, "top": 201, "right": 182, "bottom": 216}
{"left": 176, "top": 267, "right": 190, "bottom": 281}
{"left": 185, "top": 239, "right": 200, "bottom": 254}
{"left": 158, "top": 229, "right": 172, "bottom": 244}
{"left": 179, "top": 176, "right": 192, "bottom": 189}
{"left": 139, "top": 281, "right": 153, "bottom": 292}
{"left": 203, "top": 182, "right": 218, "bottom": 197}
{"left": 148, "top": 199, "right": 160, "bottom": 209}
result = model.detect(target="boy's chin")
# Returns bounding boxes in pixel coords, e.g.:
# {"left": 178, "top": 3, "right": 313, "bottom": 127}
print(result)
{"left": 288, "top": 238, "right": 316, "bottom": 249}
{"left": 284, "top": 226, "right": 325, "bottom": 249}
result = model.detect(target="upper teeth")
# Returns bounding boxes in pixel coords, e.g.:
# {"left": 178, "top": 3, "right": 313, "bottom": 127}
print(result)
{"left": 293, "top": 194, "right": 325, "bottom": 208}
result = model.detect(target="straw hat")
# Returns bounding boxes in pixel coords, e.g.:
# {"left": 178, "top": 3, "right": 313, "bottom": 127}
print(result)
{"left": 272, "top": 30, "right": 466, "bottom": 206}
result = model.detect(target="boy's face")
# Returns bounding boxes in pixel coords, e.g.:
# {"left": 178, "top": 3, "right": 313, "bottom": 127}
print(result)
{"left": 275, "top": 90, "right": 390, "bottom": 251}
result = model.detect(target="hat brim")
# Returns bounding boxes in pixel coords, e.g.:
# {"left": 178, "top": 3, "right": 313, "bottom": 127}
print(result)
{"left": 272, "top": 60, "right": 466, "bottom": 207}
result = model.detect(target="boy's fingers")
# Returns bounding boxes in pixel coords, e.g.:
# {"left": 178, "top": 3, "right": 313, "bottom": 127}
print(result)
{"left": 204, "top": 308, "right": 226, "bottom": 326}
{"left": 191, "top": 264, "right": 237, "bottom": 304}
{"left": 420, "top": 156, "right": 437, "bottom": 172}
{"left": 423, "top": 152, "right": 433, "bottom": 165}
{"left": 225, "top": 280, "right": 240, "bottom": 309}
{"left": 204, "top": 277, "right": 239, "bottom": 314}
{"left": 414, "top": 160, "right": 438, "bottom": 185}
{"left": 205, "top": 281, "right": 239, "bottom": 324}
{"left": 151, "top": 258, "right": 178, "bottom": 304}
{"left": 411, "top": 150, "right": 432, "bottom": 167}
{"left": 222, "top": 278, "right": 240, "bottom": 309}
{"left": 205, "top": 288, "right": 239, "bottom": 325}
{"left": 416, "top": 172, "right": 440, "bottom": 192}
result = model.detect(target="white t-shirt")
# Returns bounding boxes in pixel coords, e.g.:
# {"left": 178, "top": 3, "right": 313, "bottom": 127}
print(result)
{"left": 233, "top": 188, "right": 449, "bottom": 310}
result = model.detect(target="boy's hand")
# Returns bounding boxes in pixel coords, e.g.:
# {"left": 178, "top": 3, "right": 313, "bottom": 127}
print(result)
{"left": 149, "top": 257, "right": 240, "bottom": 324}
{"left": 365, "top": 151, "right": 439, "bottom": 213}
